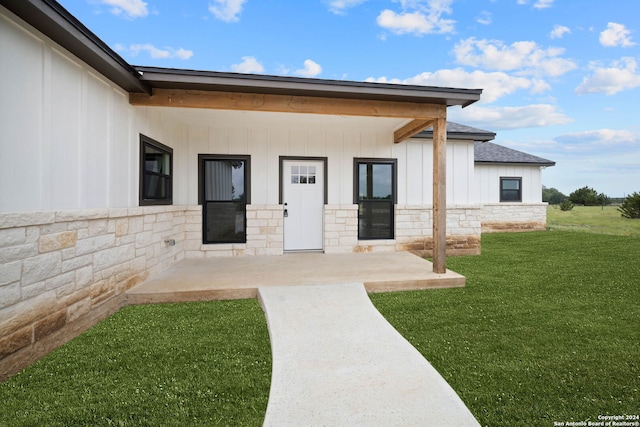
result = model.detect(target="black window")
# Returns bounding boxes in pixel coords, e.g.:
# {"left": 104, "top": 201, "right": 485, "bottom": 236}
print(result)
{"left": 139, "top": 135, "right": 172, "bottom": 206}
{"left": 199, "top": 155, "right": 250, "bottom": 244}
{"left": 500, "top": 177, "right": 522, "bottom": 202}
{"left": 354, "top": 158, "right": 397, "bottom": 240}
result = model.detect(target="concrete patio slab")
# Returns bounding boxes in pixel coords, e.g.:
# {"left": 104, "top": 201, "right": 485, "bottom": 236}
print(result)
{"left": 259, "top": 282, "right": 480, "bottom": 426}
{"left": 125, "top": 252, "right": 465, "bottom": 304}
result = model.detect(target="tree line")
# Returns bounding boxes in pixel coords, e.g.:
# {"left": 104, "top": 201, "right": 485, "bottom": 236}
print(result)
{"left": 543, "top": 186, "right": 640, "bottom": 218}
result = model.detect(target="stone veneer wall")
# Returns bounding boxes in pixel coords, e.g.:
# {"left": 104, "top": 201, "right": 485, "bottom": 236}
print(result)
{"left": 481, "top": 203, "right": 548, "bottom": 233}
{"left": 184, "top": 205, "right": 284, "bottom": 258}
{"left": 324, "top": 205, "right": 482, "bottom": 256}
{"left": 0, "top": 205, "right": 196, "bottom": 381}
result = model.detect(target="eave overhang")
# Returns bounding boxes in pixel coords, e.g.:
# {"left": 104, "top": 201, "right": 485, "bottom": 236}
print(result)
{"left": 475, "top": 160, "right": 556, "bottom": 167}
{"left": 134, "top": 66, "right": 482, "bottom": 108}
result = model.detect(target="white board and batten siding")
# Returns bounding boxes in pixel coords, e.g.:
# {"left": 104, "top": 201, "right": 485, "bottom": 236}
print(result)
{"left": 0, "top": 9, "right": 141, "bottom": 212}
{"left": 473, "top": 164, "right": 544, "bottom": 204}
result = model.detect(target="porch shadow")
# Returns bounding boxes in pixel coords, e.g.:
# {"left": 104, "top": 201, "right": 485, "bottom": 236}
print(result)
{"left": 125, "top": 252, "right": 465, "bottom": 305}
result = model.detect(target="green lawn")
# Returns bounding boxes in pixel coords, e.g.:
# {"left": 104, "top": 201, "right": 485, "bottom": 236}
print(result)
{"left": 0, "top": 300, "right": 272, "bottom": 426}
{"left": 547, "top": 205, "right": 640, "bottom": 236}
{"left": 1, "top": 231, "right": 638, "bottom": 426}
{"left": 371, "top": 231, "right": 640, "bottom": 425}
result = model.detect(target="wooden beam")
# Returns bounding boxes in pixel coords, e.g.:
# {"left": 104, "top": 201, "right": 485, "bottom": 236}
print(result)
{"left": 432, "top": 117, "right": 447, "bottom": 274}
{"left": 394, "top": 119, "right": 434, "bottom": 143}
{"left": 130, "top": 89, "right": 447, "bottom": 120}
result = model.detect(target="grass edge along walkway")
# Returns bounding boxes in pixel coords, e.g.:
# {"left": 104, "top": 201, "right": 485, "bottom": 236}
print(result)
{"left": 0, "top": 231, "right": 638, "bottom": 426}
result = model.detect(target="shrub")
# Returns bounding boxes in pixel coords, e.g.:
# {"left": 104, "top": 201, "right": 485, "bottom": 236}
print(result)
{"left": 618, "top": 192, "right": 640, "bottom": 219}
{"left": 569, "top": 186, "right": 610, "bottom": 206}
{"left": 560, "top": 200, "right": 574, "bottom": 211}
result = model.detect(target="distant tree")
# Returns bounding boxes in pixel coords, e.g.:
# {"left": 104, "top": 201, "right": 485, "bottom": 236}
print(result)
{"left": 542, "top": 186, "right": 567, "bottom": 205}
{"left": 569, "top": 186, "right": 610, "bottom": 206}
{"left": 618, "top": 192, "right": 640, "bottom": 219}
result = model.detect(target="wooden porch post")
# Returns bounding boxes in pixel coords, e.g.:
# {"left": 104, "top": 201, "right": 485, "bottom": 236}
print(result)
{"left": 432, "top": 117, "right": 447, "bottom": 274}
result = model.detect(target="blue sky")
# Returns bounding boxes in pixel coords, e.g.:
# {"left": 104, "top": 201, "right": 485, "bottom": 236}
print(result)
{"left": 58, "top": 0, "right": 640, "bottom": 197}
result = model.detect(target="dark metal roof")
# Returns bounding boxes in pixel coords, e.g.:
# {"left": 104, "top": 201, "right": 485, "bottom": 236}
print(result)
{"left": 1, "top": 0, "right": 151, "bottom": 94}
{"left": 414, "top": 122, "right": 496, "bottom": 142}
{"left": 134, "top": 66, "right": 482, "bottom": 107}
{"left": 474, "top": 141, "right": 556, "bottom": 166}
{"left": 1, "top": 0, "right": 482, "bottom": 107}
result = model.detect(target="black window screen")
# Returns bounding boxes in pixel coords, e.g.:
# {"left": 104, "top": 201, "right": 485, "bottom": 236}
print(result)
{"left": 355, "top": 159, "right": 396, "bottom": 240}
{"left": 500, "top": 177, "right": 522, "bottom": 202}
{"left": 139, "top": 135, "right": 172, "bottom": 206}
{"left": 200, "top": 156, "right": 250, "bottom": 244}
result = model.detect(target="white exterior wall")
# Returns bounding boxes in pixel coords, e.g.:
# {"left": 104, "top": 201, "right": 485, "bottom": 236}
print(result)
{"left": 474, "top": 164, "right": 548, "bottom": 232}
{"left": 0, "top": 8, "right": 152, "bottom": 212}
{"left": 473, "top": 163, "right": 543, "bottom": 203}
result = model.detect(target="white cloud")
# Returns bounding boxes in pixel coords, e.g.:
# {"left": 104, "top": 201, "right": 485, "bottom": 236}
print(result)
{"left": 575, "top": 57, "right": 640, "bottom": 95}
{"left": 599, "top": 22, "right": 635, "bottom": 47}
{"left": 555, "top": 129, "right": 639, "bottom": 146}
{"left": 451, "top": 104, "right": 572, "bottom": 130}
{"left": 516, "top": 0, "right": 554, "bottom": 8}
{"left": 453, "top": 37, "right": 577, "bottom": 77}
{"left": 377, "top": 0, "right": 455, "bottom": 36}
{"left": 367, "top": 68, "right": 549, "bottom": 104}
{"left": 327, "top": 0, "right": 368, "bottom": 15}
{"left": 120, "top": 44, "right": 193, "bottom": 60}
{"left": 98, "top": 0, "right": 148, "bottom": 18}
{"left": 550, "top": 25, "right": 570, "bottom": 39}
{"left": 231, "top": 56, "right": 264, "bottom": 73}
{"left": 209, "top": 0, "right": 246, "bottom": 22}
{"left": 294, "top": 60, "right": 322, "bottom": 78}
{"left": 533, "top": 0, "right": 554, "bottom": 9}
{"left": 476, "top": 11, "right": 492, "bottom": 26}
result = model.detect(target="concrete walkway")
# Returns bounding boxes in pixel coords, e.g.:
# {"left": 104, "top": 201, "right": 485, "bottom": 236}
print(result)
{"left": 258, "top": 282, "right": 480, "bottom": 427}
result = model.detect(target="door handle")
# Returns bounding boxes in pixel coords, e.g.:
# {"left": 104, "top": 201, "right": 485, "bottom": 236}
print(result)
{"left": 283, "top": 202, "right": 288, "bottom": 218}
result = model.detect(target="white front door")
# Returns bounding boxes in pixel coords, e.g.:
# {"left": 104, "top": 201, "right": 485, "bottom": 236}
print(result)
{"left": 283, "top": 160, "right": 324, "bottom": 251}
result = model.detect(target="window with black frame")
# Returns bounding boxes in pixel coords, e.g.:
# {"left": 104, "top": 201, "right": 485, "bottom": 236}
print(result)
{"left": 139, "top": 135, "right": 172, "bottom": 206}
{"left": 500, "top": 177, "right": 522, "bottom": 202}
{"left": 354, "top": 158, "right": 396, "bottom": 240}
{"left": 199, "top": 155, "right": 250, "bottom": 244}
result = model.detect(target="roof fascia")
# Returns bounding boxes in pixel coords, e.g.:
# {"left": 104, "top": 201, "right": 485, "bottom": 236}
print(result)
{"left": 1, "top": 0, "right": 150, "bottom": 94}
{"left": 414, "top": 130, "right": 496, "bottom": 142}
{"left": 135, "top": 66, "right": 483, "bottom": 107}
{"left": 475, "top": 160, "right": 556, "bottom": 167}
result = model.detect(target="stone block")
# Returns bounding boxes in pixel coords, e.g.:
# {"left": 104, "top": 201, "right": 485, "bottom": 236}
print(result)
{"left": 0, "top": 228, "right": 26, "bottom": 248}
{"left": 0, "top": 261, "right": 21, "bottom": 287}
{"left": 76, "top": 234, "right": 115, "bottom": 256}
{"left": 93, "top": 244, "right": 135, "bottom": 271}
{"left": 0, "top": 282, "right": 21, "bottom": 309}
{"left": 0, "top": 243, "right": 38, "bottom": 263}
{"left": 0, "top": 326, "right": 32, "bottom": 359}
{"left": 88, "top": 220, "right": 108, "bottom": 237}
{"left": 128, "top": 216, "right": 144, "bottom": 234}
{"left": 66, "top": 298, "right": 92, "bottom": 322}
{"left": 22, "top": 252, "right": 62, "bottom": 286}
{"left": 21, "top": 281, "right": 48, "bottom": 300}
{"left": 46, "top": 271, "right": 75, "bottom": 291}
{"left": 0, "top": 212, "right": 55, "bottom": 229}
{"left": 56, "top": 209, "right": 109, "bottom": 222}
{"left": 33, "top": 310, "right": 67, "bottom": 341}
{"left": 90, "top": 279, "right": 114, "bottom": 306}
{"left": 25, "top": 226, "right": 41, "bottom": 243}
{"left": 39, "top": 231, "right": 78, "bottom": 253}
{"left": 115, "top": 219, "right": 129, "bottom": 237}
